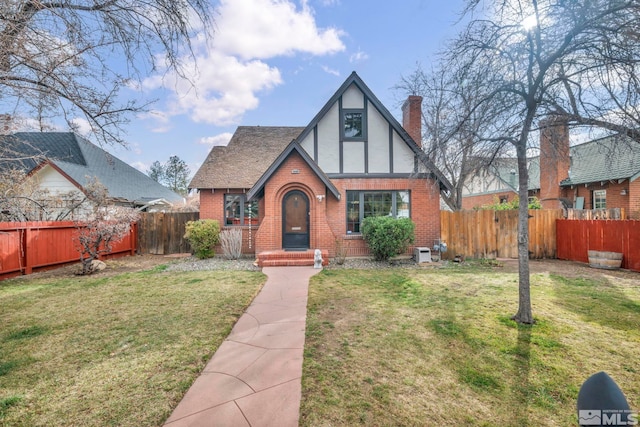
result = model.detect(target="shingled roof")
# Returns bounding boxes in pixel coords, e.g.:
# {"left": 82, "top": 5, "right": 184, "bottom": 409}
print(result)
{"left": 469, "top": 134, "right": 640, "bottom": 194}
{"left": 561, "top": 134, "right": 640, "bottom": 186}
{"left": 189, "top": 126, "right": 304, "bottom": 189}
{"left": 1, "top": 132, "right": 183, "bottom": 204}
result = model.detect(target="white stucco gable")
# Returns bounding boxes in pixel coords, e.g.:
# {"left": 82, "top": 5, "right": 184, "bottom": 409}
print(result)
{"left": 297, "top": 72, "right": 420, "bottom": 177}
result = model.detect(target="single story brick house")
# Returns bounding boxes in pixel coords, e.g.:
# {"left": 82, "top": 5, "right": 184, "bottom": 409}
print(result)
{"left": 190, "top": 72, "right": 443, "bottom": 265}
{"left": 462, "top": 119, "right": 640, "bottom": 218}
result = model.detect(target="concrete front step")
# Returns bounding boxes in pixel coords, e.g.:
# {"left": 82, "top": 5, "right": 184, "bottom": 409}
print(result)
{"left": 257, "top": 250, "right": 329, "bottom": 268}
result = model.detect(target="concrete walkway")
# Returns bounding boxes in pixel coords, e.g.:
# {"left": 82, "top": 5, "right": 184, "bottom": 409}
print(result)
{"left": 164, "top": 267, "right": 321, "bottom": 427}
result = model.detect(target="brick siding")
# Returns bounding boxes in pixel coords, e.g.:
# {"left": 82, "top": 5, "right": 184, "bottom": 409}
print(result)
{"left": 198, "top": 150, "right": 441, "bottom": 257}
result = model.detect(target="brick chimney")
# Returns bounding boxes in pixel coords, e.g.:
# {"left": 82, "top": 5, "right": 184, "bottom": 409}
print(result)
{"left": 402, "top": 95, "right": 423, "bottom": 147}
{"left": 539, "top": 116, "right": 570, "bottom": 209}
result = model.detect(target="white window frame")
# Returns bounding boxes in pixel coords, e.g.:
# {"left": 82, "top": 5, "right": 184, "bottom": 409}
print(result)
{"left": 593, "top": 190, "right": 606, "bottom": 209}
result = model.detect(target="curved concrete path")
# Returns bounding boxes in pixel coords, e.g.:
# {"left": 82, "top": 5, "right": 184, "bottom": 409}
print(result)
{"left": 164, "top": 266, "right": 321, "bottom": 427}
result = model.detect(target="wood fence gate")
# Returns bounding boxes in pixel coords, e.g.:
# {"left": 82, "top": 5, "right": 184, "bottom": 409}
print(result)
{"left": 440, "top": 210, "right": 563, "bottom": 259}
{"left": 137, "top": 212, "right": 198, "bottom": 255}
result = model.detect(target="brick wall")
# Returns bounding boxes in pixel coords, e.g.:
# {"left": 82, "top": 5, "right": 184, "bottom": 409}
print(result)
{"left": 402, "top": 96, "right": 423, "bottom": 147}
{"left": 630, "top": 179, "right": 640, "bottom": 219}
{"left": 327, "top": 176, "right": 441, "bottom": 256}
{"left": 198, "top": 151, "right": 442, "bottom": 257}
{"left": 569, "top": 181, "right": 632, "bottom": 215}
{"left": 254, "top": 151, "right": 332, "bottom": 254}
{"left": 539, "top": 117, "right": 570, "bottom": 209}
{"left": 199, "top": 189, "right": 259, "bottom": 254}
{"left": 461, "top": 191, "right": 516, "bottom": 210}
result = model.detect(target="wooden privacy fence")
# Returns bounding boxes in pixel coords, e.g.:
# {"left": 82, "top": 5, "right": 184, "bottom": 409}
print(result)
{"left": 0, "top": 221, "right": 137, "bottom": 280}
{"left": 137, "top": 212, "right": 198, "bottom": 255}
{"left": 440, "top": 210, "right": 563, "bottom": 259}
{"left": 566, "top": 208, "right": 626, "bottom": 220}
{"left": 556, "top": 219, "right": 640, "bottom": 272}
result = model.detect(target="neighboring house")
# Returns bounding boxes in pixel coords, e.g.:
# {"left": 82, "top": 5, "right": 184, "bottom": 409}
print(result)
{"left": 190, "top": 72, "right": 442, "bottom": 262}
{"left": 461, "top": 157, "right": 540, "bottom": 207}
{"left": 462, "top": 119, "right": 640, "bottom": 218}
{"left": 1, "top": 132, "right": 184, "bottom": 219}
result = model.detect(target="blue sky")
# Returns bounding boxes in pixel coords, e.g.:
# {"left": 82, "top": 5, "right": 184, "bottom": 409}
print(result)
{"left": 107, "top": 0, "right": 467, "bottom": 177}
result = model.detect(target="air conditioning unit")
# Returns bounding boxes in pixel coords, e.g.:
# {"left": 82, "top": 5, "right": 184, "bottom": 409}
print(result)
{"left": 414, "top": 247, "right": 431, "bottom": 263}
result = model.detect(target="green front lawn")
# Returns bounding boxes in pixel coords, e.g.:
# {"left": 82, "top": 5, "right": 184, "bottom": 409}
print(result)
{"left": 0, "top": 266, "right": 265, "bottom": 426}
{"left": 301, "top": 264, "right": 640, "bottom": 426}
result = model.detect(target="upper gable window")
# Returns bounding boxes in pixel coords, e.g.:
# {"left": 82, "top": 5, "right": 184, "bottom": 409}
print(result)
{"left": 342, "top": 109, "right": 366, "bottom": 141}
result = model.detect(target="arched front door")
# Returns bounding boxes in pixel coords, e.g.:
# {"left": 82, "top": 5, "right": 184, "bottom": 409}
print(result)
{"left": 282, "top": 190, "right": 309, "bottom": 250}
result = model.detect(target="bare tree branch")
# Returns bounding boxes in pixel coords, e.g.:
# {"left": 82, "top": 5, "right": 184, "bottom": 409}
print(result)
{"left": 0, "top": 0, "right": 213, "bottom": 146}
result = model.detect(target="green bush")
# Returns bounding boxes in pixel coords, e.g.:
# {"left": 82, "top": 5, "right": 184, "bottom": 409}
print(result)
{"left": 361, "top": 216, "right": 415, "bottom": 261}
{"left": 184, "top": 219, "right": 220, "bottom": 259}
{"left": 479, "top": 195, "right": 541, "bottom": 210}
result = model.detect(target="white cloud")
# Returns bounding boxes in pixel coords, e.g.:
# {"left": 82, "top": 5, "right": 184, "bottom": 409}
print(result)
{"left": 199, "top": 132, "right": 234, "bottom": 146}
{"left": 349, "top": 49, "right": 369, "bottom": 63}
{"left": 143, "top": 52, "right": 283, "bottom": 125}
{"left": 141, "top": 0, "right": 346, "bottom": 127}
{"left": 214, "top": 0, "right": 345, "bottom": 60}
{"left": 130, "top": 161, "right": 148, "bottom": 173}
{"left": 138, "top": 110, "right": 173, "bottom": 133}
{"left": 69, "top": 117, "right": 92, "bottom": 136}
{"left": 321, "top": 65, "right": 340, "bottom": 76}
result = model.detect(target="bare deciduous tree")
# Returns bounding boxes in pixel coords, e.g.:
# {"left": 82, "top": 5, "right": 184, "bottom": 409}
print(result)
{"left": 0, "top": 0, "right": 213, "bottom": 146}
{"left": 444, "top": 0, "right": 640, "bottom": 323}
{"left": 74, "top": 178, "right": 140, "bottom": 274}
{"left": 397, "top": 63, "right": 514, "bottom": 210}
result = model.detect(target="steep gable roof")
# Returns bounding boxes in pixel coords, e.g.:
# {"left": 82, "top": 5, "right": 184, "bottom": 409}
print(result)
{"left": 488, "top": 157, "right": 540, "bottom": 191}
{"left": 0, "top": 132, "right": 85, "bottom": 170}
{"left": 1, "top": 132, "right": 183, "bottom": 203}
{"left": 189, "top": 126, "right": 304, "bottom": 189}
{"left": 294, "top": 71, "right": 453, "bottom": 191}
{"left": 247, "top": 141, "right": 340, "bottom": 201}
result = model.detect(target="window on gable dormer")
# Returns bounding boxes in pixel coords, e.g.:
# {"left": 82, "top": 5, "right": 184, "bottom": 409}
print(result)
{"left": 342, "top": 109, "right": 366, "bottom": 141}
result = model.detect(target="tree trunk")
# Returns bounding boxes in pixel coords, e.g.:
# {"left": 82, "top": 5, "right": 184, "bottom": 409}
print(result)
{"left": 512, "top": 138, "right": 534, "bottom": 324}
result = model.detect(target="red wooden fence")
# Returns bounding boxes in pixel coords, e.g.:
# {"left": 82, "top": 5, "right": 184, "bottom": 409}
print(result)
{"left": 0, "top": 221, "right": 137, "bottom": 280}
{"left": 556, "top": 219, "right": 640, "bottom": 272}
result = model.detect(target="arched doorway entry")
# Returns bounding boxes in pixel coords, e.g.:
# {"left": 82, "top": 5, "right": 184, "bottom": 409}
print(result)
{"left": 282, "top": 190, "right": 309, "bottom": 250}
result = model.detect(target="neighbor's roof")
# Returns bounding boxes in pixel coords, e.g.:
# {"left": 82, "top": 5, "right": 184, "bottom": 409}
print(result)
{"left": 189, "top": 126, "right": 304, "bottom": 189}
{"left": 468, "top": 133, "right": 640, "bottom": 194}
{"left": 0, "top": 132, "right": 183, "bottom": 203}
{"left": 561, "top": 134, "right": 640, "bottom": 186}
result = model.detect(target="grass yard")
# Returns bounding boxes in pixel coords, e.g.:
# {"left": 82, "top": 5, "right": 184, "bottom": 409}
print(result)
{"left": 301, "top": 262, "right": 640, "bottom": 426}
{"left": 0, "top": 264, "right": 265, "bottom": 426}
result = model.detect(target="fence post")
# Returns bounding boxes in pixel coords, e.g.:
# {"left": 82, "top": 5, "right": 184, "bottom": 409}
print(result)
{"left": 23, "top": 226, "right": 33, "bottom": 275}
{"left": 130, "top": 222, "right": 137, "bottom": 255}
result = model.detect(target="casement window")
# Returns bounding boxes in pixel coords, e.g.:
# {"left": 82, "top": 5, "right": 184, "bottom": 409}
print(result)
{"left": 224, "top": 194, "right": 258, "bottom": 226}
{"left": 341, "top": 109, "right": 367, "bottom": 141}
{"left": 346, "top": 190, "right": 410, "bottom": 233}
{"left": 593, "top": 190, "right": 606, "bottom": 209}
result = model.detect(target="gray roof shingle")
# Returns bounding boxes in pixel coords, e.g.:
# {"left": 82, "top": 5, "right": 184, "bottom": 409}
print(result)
{"left": 561, "top": 134, "right": 640, "bottom": 185}
{"left": 1, "top": 132, "right": 183, "bottom": 203}
{"left": 189, "top": 126, "right": 304, "bottom": 189}
{"left": 480, "top": 134, "right": 639, "bottom": 192}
